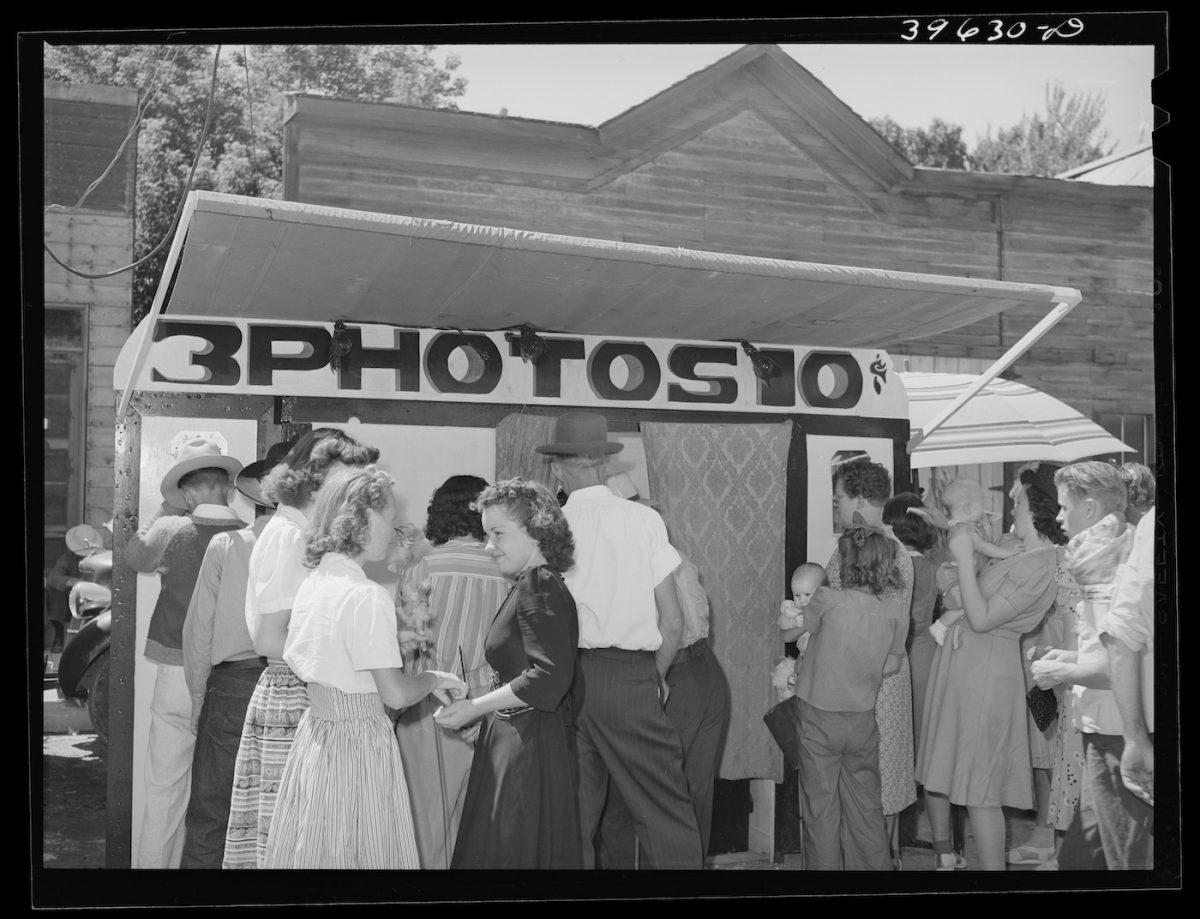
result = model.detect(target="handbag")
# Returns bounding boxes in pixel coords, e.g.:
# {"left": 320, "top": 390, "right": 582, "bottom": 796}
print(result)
{"left": 763, "top": 695, "right": 804, "bottom": 771}
{"left": 1026, "top": 685, "right": 1058, "bottom": 732}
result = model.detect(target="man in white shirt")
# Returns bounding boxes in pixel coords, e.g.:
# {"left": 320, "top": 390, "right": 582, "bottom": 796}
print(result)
{"left": 537, "top": 412, "right": 703, "bottom": 869}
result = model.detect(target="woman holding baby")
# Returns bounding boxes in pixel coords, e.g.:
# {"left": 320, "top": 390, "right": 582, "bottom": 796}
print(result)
{"left": 916, "top": 476, "right": 1061, "bottom": 870}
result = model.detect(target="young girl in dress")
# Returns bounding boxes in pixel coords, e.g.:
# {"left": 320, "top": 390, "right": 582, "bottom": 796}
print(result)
{"left": 262, "top": 465, "right": 465, "bottom": 869}
{"left": 791, "top": 517, "right": 909, "bottom": 870}
{"left": 222, "top": 429, "right": 379, "bottom": 869}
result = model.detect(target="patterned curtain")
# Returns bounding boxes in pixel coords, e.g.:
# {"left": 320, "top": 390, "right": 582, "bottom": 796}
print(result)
{"left": 642, "top": 420, "right": 790, "bottom": 782}
{"left": 494, "top": 411, "right": 556, "bottom": 490}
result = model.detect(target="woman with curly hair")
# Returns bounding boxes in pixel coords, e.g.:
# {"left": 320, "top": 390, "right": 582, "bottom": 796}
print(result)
{"left": 916, "top": 466, "right": 1062, "bottom": 870}
{"left": 393, "top": 474, "right": 510, "bottom": 868}
{"left": 263, "top": 465, "right": 465, "bottom": 869}
{"left": 829, "top": 459, "right": 916, "bottom": 866}
{"left": 434, "top": 477, "right": 582, "bottom": 868}
{"left": 792, "top": 518, "right": 909, "bottom": 870}
{"left": 223, "top": 428, "right": 380, "bottom": 869}
{"left": 1003, "top": 465, "right": 1075, "bottom": 868}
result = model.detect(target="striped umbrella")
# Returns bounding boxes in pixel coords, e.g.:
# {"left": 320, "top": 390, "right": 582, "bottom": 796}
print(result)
{"left": 899, "top": 371, "right": 1134, "bottom": 469}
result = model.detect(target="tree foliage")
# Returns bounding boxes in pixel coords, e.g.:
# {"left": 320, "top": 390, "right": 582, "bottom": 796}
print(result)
{"left": 871, "top": 81, "right": 1116, "bottom": 179}
{"left": 869, "top": 116, "right": 970, "bottom": 170}
{"left": 44, "top": 43, "right": 467, "bottom": 322}
{"left": 971, "top": 81, "right": 1115, "bottom": 177}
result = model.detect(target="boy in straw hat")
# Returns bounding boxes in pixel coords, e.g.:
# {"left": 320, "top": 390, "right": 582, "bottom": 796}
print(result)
{"left": 126, "top": 435, "right": 244, "bottom": 869}
{"left": 537, "top": 411, "right": 703, "bottom": 869}
{"left": 180, "top": 439, "right": 293, "bottom": 868}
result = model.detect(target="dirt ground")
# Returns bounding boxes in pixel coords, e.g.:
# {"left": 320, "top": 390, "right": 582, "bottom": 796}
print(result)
{"left": 40, "top": 733, "right": 107, "bottom": 869}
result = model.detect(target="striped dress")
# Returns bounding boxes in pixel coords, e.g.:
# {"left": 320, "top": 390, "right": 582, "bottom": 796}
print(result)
{"left": 393, "top": 540, "right": 509, "bottom": 868}
{"left": 262, "top": 553, "right": 419, "bottom": 869}
{"left": 223, "top": 506, "right": 311, "bottom": 869}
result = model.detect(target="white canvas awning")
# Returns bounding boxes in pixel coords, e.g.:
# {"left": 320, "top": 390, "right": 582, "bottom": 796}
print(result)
{"left": 118, "top": 191, "right": 1082, "bottom": 421}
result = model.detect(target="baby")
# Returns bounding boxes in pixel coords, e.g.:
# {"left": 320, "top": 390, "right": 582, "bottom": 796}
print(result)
{"left": 932, "top": 479, "right": 1019, "bottom": 619}
{"left": 779, "top": 563, "right": 827, "bottom": 683}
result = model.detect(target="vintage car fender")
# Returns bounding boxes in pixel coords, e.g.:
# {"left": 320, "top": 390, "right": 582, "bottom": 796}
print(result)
{"left": 57, "top": 610, "right": 111, "bottom": 699}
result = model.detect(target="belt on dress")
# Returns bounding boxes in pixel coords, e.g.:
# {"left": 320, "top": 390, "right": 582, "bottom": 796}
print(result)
{"left": 672, "top": 637, "right": 710, "bottom": 665}
{"left": 579, "top": 647, "right": 656, "bottom": 663}
{"left": 490, "top": 672, "right": 534, "bottom": 720}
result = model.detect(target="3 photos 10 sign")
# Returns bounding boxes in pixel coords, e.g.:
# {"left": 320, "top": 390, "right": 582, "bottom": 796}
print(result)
{"left": 113, "top": 317, "right": 909, "bottom": 419}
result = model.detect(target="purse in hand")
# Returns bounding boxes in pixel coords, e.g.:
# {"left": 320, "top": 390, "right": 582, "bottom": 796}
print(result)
{"left": 1026, "top": 685, "right": 1058, "bottom": 732}
{"left": 763, "top": 695, "right": 804, "bottom": 771}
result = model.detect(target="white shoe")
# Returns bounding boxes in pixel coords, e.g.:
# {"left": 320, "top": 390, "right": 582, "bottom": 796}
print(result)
{"left": 1007, "top": 844, "right": 1056, "bottom": 865}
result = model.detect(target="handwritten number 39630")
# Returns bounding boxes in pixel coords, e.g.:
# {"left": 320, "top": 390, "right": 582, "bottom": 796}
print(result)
{"left": 900, "top": 18, "right": 1084, "bottom": 41}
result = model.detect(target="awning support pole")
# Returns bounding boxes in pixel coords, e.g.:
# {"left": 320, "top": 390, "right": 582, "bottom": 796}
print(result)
{"left": 116, "top": 192, "right": 199, "bottom": 419}
{"left": 907, "top": 297, "right": 1080, "bottom": 452}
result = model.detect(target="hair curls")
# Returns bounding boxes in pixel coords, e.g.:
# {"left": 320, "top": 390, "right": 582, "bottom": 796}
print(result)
{"left": 262, "top": 427, "right": 381, "bottom": 508}
{"left": 837, "top": 527, "right": 903, "bottom": 596}
{"left": 836, "top": 459, "right": 892, "bottom": 506}
{"left": 425, "top": 475, "right": 489, "bottom": 545}
{"left": 1118, "top": 462, "right": 1155, "bottom": 513}
{"left": 303, "top": 465, "right": 395, "bottom": 567}
{"left": 1018, "top": 467, "right": 1069, "bottom": 546}
{"left": 473, "top": 477, "right": 575, "bottom": 573}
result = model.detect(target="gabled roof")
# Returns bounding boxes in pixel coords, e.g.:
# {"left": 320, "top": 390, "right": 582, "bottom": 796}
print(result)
{"left": 284, "top": 44, "right": 915, "bottom": 201}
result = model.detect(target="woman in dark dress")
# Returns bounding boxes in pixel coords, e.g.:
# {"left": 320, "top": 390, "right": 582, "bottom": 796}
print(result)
{"left": 434, "top": 477, "right": 581, "bottom": 869}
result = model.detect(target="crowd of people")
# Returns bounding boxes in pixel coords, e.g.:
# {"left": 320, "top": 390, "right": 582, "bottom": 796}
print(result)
{"left": 117, "top": 408, "right": 1156, "bottom": 872}
{"left": 125, "top": 412, "right": 728, "bottom": 870}
{"left": 775, "top": 456, "right": 1156, "bottom": 871}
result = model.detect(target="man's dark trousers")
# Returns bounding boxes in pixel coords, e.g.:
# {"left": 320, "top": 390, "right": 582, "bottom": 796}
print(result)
{"left": 575, "top": 648, "right": 704, "bottom": 869}
{"left": 596, "top": 638, "right": 730, "bottom": 866}
{"left": 181, "top": 660, "right": 264, "bottom": 868}
{"left": 1058, "top": 732, "right": 1153, "bottom": 870}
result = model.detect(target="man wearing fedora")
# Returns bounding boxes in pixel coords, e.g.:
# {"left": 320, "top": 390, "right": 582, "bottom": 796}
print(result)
{"left": 180, "top": 440, "right": 292, "bottom": 868}
{"left": 537, "top": 411, "right": 704, "bottom": 870}
{"left": 126, "top": 436, "right": 244, "bottom": 869}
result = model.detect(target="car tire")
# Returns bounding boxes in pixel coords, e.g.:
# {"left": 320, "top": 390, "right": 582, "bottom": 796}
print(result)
{"left": 84, "top": 653, "right": 110, "bottom": 746}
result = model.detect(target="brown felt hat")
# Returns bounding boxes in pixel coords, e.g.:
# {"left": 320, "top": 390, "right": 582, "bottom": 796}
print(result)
{"left": 535, "top": 411, "right": 624, "bottom": 456}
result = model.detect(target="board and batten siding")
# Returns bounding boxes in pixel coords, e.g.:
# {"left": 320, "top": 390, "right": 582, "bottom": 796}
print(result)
{"left": 283, "top": 78, "right": 1153, "bottom": 432}
{"left": 44, "top": 81, "right": 138, "bottom": 531}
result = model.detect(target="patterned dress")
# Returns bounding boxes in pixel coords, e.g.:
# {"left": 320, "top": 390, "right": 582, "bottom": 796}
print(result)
{"left": 223, "top": 507, "right": 310, "bottom": 869}
{"left": 827, "top": 527, "right": 917, "bottom": 816}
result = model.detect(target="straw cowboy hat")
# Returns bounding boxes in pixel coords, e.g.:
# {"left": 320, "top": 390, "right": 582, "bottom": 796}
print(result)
{"left": 235, "top": 439, "right": 297, "bottom": 508}
{"left": 161, "top": 436, "right": 243, "bottom": 509}
{"left": 535, "top": 411, "right": 624, "bottom": 456}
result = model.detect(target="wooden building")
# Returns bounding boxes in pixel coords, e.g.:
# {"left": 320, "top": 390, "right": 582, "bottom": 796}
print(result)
{"left": 42, "top": 80, "right": 138, "bottom": 563}
{"left": 282, "top": 43, "right": 1155, "bottom": 466}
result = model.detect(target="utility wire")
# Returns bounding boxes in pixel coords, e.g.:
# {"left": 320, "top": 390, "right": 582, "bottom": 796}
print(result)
{"left": 44, "top": 44, "right": 180, "bottom": 218}
{"left": 43, "top": 45, "right": 223, "bottom": 282}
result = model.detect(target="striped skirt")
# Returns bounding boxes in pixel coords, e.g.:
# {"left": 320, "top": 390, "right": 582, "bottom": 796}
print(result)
{"left": 222, "top": 663, "right": 308, "bottom": 869}
{"left": 261, "top": 683, "right": 420, "bottom": 869}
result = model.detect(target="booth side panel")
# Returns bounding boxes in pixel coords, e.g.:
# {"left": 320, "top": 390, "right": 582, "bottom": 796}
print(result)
{"left": 107, "top": 406, "right": 140, "bottom": 867}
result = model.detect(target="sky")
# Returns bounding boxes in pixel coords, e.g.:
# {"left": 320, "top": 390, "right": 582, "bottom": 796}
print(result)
{"left": 446, "top": 43, "right": 1157, "bottom": 153}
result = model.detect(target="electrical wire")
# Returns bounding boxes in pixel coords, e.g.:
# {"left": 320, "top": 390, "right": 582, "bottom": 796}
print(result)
{"left": 43, "top": 45, "right": 224, "bottom": 282}
{"left": 44, "top": 44, "right": 180, "bottom": 218}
